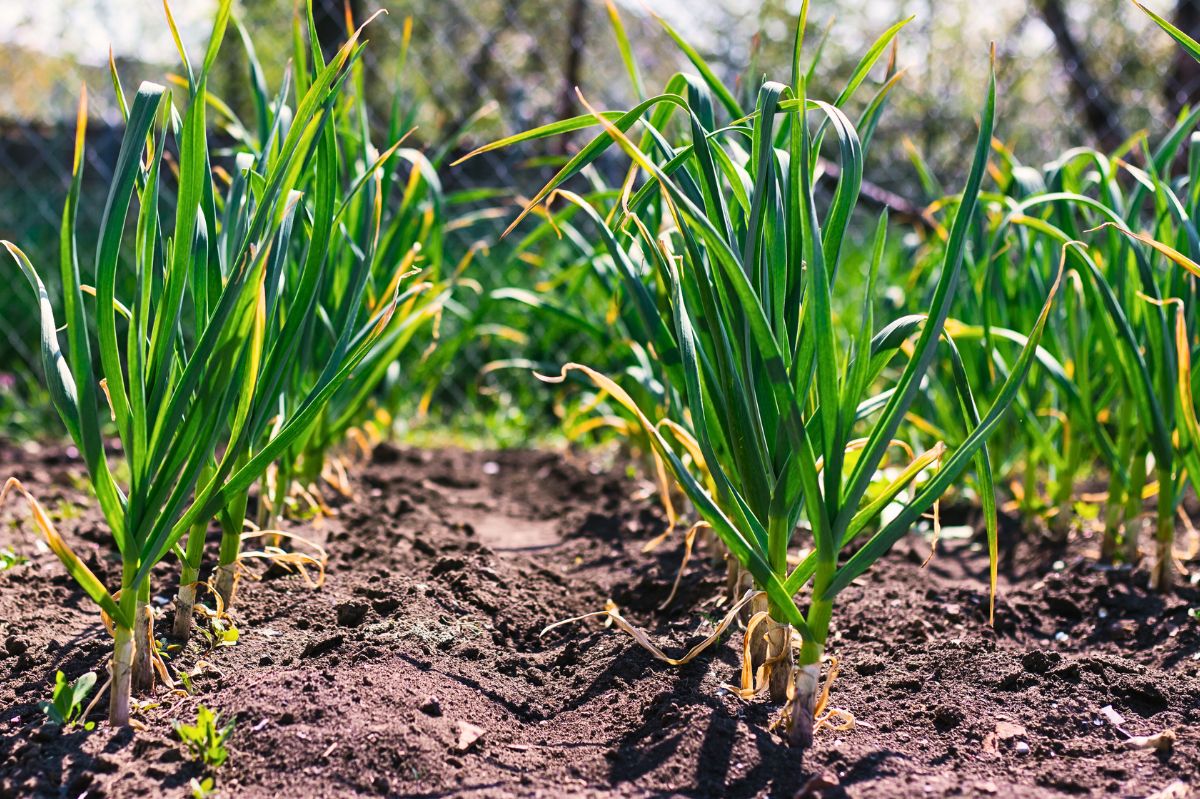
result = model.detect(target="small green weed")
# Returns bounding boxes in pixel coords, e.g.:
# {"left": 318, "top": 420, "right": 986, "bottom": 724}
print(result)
{"left": 39, "top": 670, "right": 97, "bottom": 730}
{"left": 190, "top": 776, "right": 218, "bottom": 799}
{"left": 174, "top": 705, "right": 235, "bottom": 768}
{"left": 0, "top": 547, "right": 26, "bottom": 570}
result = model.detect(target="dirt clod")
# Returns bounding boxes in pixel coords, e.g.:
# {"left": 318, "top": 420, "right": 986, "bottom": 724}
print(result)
{"left": 335, "top": 600, "right": 369, "bottom": 628}
{"left": 301, "top": 633, "right": 345, "bottom": 658}
{"left": 1021, "top": 649, "right": 1060, "bottom": 673}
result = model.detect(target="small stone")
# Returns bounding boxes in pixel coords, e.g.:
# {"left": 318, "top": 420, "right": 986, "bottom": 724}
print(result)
{"left": 1014, "top": 741, "right": 1031, "bottom": 755}
{"left": 1107, "top": 620, "right": 1137, "bottom": 641}
{"left": 419, "top": 696, "right": 442, "bottom": 717}
{"left": 1147, "top": 780, "right": 1190, "bottom": 799}
{"left": 1099, "top": 705, "right": 1125, "bottom": 726}
{"left": 995, "top": 721, "right": 1027, "bottom": 741}
{"left": 984, "top": 720, "right": 1028, "bottom": 754}
{"left": 453, "top": 721, "right": 485, "bottom": 752}
{"left": 796, "top": 769, "right": 840, "bottom": 798}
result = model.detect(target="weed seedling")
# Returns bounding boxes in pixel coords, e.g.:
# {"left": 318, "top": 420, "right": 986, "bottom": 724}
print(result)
{"left": 0, "top": 547, "right": 26, "bottom": 570}
{"left": 174, "top": 705, "right": 235, "bottom": 769}
{"left": 201, "top": 615, "right": 240, "bottom": 650}
{"left": 190, "top": 776, "right": 217, "bottom": 799}
{"left": 39, "top": 670, "right": 97, "bottom": 730}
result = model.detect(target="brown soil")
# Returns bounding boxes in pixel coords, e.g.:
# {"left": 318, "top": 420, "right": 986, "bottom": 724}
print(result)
{"left": 0, "top": 443, "right": 1197, "bottom": 798}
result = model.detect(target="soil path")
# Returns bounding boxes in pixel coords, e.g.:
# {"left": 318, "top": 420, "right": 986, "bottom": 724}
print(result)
{"left": 0, "top": 445, "right": 1197, "bottom": 798}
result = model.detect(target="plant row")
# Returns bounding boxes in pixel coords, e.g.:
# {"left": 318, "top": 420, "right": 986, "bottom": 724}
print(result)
{"left": 3, "top": 0, "right": 1199, "bottom": 760}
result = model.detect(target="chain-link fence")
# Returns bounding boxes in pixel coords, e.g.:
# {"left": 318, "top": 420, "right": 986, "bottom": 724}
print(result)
{"left": 1, "top": 0, "right": 1196, "bottom": 413}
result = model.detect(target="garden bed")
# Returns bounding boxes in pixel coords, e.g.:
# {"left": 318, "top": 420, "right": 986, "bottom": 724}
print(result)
{"left": 1, "top": 444, "right": 1198, "bottom": 798}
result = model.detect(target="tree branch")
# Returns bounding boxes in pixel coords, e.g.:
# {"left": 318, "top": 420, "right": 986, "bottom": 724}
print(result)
{"left": 1035, "top": 0, "right": 1128, "bottom": 151}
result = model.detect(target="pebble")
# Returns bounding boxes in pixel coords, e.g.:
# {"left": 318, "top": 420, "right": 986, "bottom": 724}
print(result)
{"left": 1014, "top": 741, "right": 1031, "bottom": 755}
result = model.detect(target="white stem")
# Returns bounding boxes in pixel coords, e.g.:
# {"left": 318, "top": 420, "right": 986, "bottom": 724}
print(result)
{"left": 725, "top": 556, "right": 741, "bottom": 604}
{"left": 1151, "top": 536, "right": 1174, "bottom": 592}
{"left": 1049, "top": 500, "right": 1072, "bottom": 542}
{"left": 790, "top": 661, "right": 821, "bottom": 749}
{"left": 132, "top": 599, "right": 154, "bottom": 694}
{"left": 173, "top": 583, "right": 197, "bottom": 641}
{"left": 702, "top": 526, "right": 725, "bottom": 568}
{"left": 1124, "top": 516, "right": 1142, "bottom": 565}
{"left": 215, "top": 562, "right": 238, "bottom": 609}
{"left": 766, "top": 622, "right": 793, "bottom": 702}
{"left": 746, "top": 592, "right": 769, "bottom": 669}
{"left": 109, "top": 626, "right": 133, "bottom": 726}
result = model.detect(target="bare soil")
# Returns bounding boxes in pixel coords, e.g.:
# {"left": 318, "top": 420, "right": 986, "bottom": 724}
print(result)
{"left": 0, "top": 443, "right": 1197, "bottom": 798}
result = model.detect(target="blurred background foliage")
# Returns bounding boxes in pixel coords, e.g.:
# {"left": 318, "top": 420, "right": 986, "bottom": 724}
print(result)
{"left": 0, "top": 0, "right": 1196, "bottom": 442}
